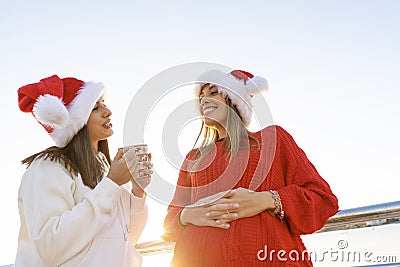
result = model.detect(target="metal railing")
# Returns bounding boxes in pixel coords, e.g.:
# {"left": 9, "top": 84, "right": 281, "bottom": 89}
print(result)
{"left": 135, "top": 201, "right": 400, "bottom": 256}
{"left": 319, "top": 200, "right": 400, "bottom": 232}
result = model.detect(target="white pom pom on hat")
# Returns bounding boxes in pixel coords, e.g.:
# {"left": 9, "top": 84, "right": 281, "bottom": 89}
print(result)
{"left": 196, "top": 69, "right": 269, "bottom": 127}
{"left": 33, "top": 94, "right": 70, "bottom": 129}
{"left": 249, "top": 75, "right": 269, "bottom": 95}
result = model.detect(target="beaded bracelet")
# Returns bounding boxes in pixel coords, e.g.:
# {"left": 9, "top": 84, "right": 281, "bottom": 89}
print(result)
{"left": 269, "top": 189, "right": 285, "bottom": 221}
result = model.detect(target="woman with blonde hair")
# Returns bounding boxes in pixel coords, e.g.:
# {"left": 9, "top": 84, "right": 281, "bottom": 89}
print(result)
{"left": 163, "top": 69, "right": 338, "bottom": 266}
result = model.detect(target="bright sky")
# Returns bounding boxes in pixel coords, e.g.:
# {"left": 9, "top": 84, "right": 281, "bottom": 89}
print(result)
{"left": 1, "top": 1, "right": 399, "bottom": 265}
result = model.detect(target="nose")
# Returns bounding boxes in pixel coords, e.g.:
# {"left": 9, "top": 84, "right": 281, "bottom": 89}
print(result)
{"left": 200, "top": 97, "right": 210, "bottom": 106}
{"left": 103, "top": 106, "right": 112, "bottom": 117}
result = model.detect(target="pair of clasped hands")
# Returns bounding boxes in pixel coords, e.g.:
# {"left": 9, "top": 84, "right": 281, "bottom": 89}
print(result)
{"left": 180, "top": 189, "right": 275, "bottom": 229}
{"left": 106, "top": 148, "right": 153, "bottom": 198}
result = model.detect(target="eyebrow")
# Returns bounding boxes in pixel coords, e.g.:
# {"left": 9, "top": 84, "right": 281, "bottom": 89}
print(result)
{"left": 199, "top": 84, "right": 217, "bottom": 96}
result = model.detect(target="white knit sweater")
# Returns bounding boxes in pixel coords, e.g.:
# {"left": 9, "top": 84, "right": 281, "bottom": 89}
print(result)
{"left": 15, "top": 156, "right": 148, "bottom": 267}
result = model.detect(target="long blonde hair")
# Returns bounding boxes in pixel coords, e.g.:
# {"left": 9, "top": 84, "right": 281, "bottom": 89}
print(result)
{"left": 190, "top": 85, "right": 259, "bottom": 171}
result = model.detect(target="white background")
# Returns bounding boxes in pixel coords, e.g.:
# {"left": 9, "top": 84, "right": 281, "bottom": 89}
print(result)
{"left": 1, "top": 1, "right": 399, "bottom": 265}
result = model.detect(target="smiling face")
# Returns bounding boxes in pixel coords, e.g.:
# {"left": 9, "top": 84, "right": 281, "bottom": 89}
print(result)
{"left": 199, "top": 84, "right": 228, "bottom": 135}
{"left": 87, "top": 96, "right": 113, "bottom": 149}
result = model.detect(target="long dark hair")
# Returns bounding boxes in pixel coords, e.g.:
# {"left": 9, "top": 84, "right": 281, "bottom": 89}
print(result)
{"left": 21, "top": 126, "right": 111, "bottom": 189}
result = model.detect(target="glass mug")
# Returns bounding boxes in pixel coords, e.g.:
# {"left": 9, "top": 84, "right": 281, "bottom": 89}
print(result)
{"left": 121, "top": 144, "right": 152, "bottom": 179}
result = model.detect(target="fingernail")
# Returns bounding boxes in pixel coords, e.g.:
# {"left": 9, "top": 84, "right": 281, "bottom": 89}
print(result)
{"left": 225, "top": 224, "right": 230, "bottom": 229}
{"left": 205, "top": 212, "right": 210, "bottom": 217}
{"left": 231, "top": 213, "right": 238, "bottom": 218}
{"left": 233, "top": 204, "right": 239, "bottom": 208}
{"left": 216, "top": 220, "right": 221, "bottom": 224}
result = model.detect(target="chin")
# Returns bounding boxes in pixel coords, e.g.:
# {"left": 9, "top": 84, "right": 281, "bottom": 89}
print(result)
{"left": 106, "top": 131, "right": 114, "bottom": 138}
{"left": 102, "top": 129, "right": 114, "bottom": 139}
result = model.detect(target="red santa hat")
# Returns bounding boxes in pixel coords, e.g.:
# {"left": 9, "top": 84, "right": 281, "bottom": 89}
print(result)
{"left": 196, "top": 69, "right": 269, "bottom": 127}
{"left": 18, "top": 75, "right": 106, "bottom": 147}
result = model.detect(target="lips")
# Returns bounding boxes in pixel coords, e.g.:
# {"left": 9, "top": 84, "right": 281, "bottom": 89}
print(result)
{"left": 102, "top": 120, "right": 112, "bottom": 129}
{"left": 203, "top": 106, "right": 217, "bottom": 115}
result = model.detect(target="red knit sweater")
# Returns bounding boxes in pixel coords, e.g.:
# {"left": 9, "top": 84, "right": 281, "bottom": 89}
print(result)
{"left": 163, "top": 126, "right": 339, "bottom": 266}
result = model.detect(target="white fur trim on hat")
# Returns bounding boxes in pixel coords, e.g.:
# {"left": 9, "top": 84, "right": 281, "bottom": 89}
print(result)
{"left": 51, "top": 82, "right": 106, "bottom": 147}
{"left": 33, "top": 94, "right": 70, "bottom": 129}
{"left": 196, "top": 70, "right": 268, "bottom": 127}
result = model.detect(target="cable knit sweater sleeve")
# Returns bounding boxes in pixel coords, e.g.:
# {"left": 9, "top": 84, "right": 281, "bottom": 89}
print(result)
{"left": 128, "top": 193, "right": 148, "bottom": 244}
{"left": 162, "top": 152, "right": 194, "bottom": 242}
{"left": 274, "top": 126, "right": 339, "bottom": 235}
{"left": 19, "top": 158, "right": 122, "bottom": 266}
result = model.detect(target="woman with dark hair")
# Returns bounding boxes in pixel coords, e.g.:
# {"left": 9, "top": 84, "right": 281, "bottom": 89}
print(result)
{"left": 163, "top": 69, "right": 338, "bottom": 266}
{"left": 16, "top": 75, "right": 151, "bottom": 267}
